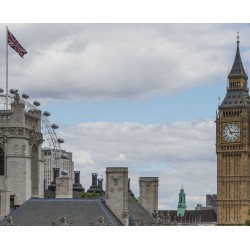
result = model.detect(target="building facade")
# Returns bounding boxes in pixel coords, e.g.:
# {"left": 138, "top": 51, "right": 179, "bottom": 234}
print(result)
{"left": 43, "top": 148, "right": 74, "bottom": 189}
{"left": 216, "top": 35, "right": 250, "bottom": 225}
{"left": 0, "top": 94, "right": 44, "bottom": 207}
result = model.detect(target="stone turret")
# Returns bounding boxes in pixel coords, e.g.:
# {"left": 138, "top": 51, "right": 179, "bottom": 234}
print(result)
{"left": 0, "top": 95, "right": 44, "bottom": 206}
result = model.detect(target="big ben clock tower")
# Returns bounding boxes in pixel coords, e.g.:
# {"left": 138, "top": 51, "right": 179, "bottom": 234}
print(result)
{"left": 216, "top": 33, "right": 250, "bottom": 225}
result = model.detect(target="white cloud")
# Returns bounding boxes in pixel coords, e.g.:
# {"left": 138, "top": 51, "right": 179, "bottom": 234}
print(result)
{"left": 2, "top": 24, "right": 250, "bottom": 101}
{"left": 57, "top": 119, "right": 216, "bottom": 209}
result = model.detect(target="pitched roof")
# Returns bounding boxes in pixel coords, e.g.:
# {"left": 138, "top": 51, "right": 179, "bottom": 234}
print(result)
{"left": 228, "top": 40, "right": 248, "bottom": 80}
{"left": 128, "top": 194, "right": 154, "bottom": 226}
{"left": 1, "top": 198, "right": 122, "bottom": 226}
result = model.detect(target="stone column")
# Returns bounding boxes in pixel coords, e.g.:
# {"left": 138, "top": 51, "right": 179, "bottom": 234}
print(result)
{"left": 105, "top": 167, "right": 128, "bottom": 226}
{"left": 0, "top": 188, "right": 10, "bottom": 217}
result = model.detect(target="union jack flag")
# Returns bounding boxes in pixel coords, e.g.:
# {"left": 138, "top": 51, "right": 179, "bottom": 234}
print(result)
{"left": 8, "top": 30, "right": 27, "bottom": 58}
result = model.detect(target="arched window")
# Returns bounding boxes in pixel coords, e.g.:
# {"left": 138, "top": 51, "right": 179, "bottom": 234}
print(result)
{"left": 0, "top": 147, "right": 4, "bottom": 175}
{"left": 31, "top": 144, "right": 38, "bottom": 196}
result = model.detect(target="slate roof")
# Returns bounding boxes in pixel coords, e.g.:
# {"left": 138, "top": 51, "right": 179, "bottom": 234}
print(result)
{"left": 0, "top": 198, "right": 123, "bottom": 226}
{"left": 228, "top": 41, "right": 248, "bottom": 80}
{"left": 220, "top": 89, "right": 250, "bottom": 109}
{"left": 128, "top": 194, "right": 154, "bottom": 226}
{"left": 220, "top": 40, "right": 250, "bottom": 109}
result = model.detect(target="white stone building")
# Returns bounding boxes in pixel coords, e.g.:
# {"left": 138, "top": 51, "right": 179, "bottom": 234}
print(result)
{"left": 43, "top": 148, "right": 74, "bottom": 189}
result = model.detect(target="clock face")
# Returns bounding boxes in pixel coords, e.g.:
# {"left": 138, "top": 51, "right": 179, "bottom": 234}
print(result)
{"left": 223, "top": 123, "right": 240, "bottom": 142}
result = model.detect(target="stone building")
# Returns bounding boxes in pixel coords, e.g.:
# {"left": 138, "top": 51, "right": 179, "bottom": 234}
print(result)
{"left": 0, "top": 93, "right": 44, "bottom": 210}
{"left": 1, "top": 166, "right": 156, "bottom": 226}
{"left": 216, "top": 34, "right": 250, "bottom": 225}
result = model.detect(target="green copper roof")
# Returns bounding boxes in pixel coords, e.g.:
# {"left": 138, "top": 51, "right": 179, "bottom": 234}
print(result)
{"left": 177, "top": 185, "right": 186, "bottom": 217}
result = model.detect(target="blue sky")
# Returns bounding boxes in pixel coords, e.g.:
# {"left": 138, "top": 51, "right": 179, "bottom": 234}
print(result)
{"left": 44, "top": 81, "right": 225, "bottom": 125}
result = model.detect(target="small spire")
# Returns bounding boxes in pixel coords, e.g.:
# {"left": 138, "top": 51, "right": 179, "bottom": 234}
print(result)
{"left": 228, "top": 32, "right": 248, "bottom": 80}
{"left": 236, "top": 31, "right": 240, "bottom": 44}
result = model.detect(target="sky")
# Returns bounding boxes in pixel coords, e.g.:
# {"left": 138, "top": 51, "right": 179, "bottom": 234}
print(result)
{"left": 2, "top": 23, "right": 250, "bottom": 211}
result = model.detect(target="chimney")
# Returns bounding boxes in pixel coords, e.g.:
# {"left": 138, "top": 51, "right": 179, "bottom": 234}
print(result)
{"left": 92, "top": 173, "right": 98, "bottom": 187}
{"left": 48, "top": 168, "right": 60, "bottom": 191}
{"left": 55, "top": 176, "right": 73, "bottom": 198}
{"left": 74, "top": 171, "right": 80, "bottom": 184}
{"left": 105, "top": 167, "right": 129, "bottom": 226}
{"left": 139, "top": 177, "right": 159, "bottom": 214}
{"left": 0, "top": 188, "right": 10, "bottom": 217}
{"left": 98, "top": 178, "right": 103, "bottom": 190}
{"left": 73, "top": 171, "right": 85, "bottom": 192}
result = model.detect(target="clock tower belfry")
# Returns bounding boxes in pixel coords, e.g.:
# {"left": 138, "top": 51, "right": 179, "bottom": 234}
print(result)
{"left": 216, "top": 34, "right": 250, "bottom": 225}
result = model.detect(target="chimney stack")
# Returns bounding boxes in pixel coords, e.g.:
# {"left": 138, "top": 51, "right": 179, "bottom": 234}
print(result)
{"left": 73, "top": 171, "right": 84, "bottom": 192}
{"left": 105, "top": 167, "right": 129, "bottom": 226}
{"left": 55, "top": 176, "right": 73, "bottom": 198}
{"left": 139, "top": 177, "right": 159, "bottom": 214}
{"left": 48, "top": 168, "right": 60, "bottom": 191}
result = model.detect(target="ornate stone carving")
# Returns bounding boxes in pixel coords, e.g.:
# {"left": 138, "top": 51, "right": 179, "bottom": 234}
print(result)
{"left": 14, "top": 90, "right": 20, "bottom": 103}
{"left": 96, "top": 216, "right": 106, "bottom": 226}
{"left": 1, "top": 216, "right": 20, "bottom": 226}
{"left": 52, "top": 216, "right": 69, "bottom": 226}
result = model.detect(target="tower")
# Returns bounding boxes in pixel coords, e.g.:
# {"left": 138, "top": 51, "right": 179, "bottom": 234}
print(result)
{"left": 105, "top": 167, "right": 129, "bottom": 226}
{"left": 177, "top": 185, "right": 186, "bottom": 217}
{"left": 0, "top": 94, "right": 44, "bottom": 206}
{"left": 216, "top": 34, "right": 250, "bottom": 225}
{"left": 139, "top": 177, "right": 159, "bottom": 214}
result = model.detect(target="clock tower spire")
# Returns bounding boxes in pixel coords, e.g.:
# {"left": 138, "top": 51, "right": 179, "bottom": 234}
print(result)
{"left": 216, "top": 34, "right": 250, "bottom": 225}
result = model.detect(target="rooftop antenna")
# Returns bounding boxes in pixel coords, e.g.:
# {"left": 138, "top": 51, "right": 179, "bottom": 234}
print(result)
{"left": 141, "top": 168, "right": 143, "bottom": 177}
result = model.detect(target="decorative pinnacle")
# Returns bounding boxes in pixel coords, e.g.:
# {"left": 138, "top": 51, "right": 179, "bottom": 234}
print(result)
{"left": 236, "top": 32, "right": 240, "bottom": 44}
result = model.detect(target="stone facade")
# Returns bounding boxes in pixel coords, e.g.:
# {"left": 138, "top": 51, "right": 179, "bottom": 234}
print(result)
{"left": 139, "top": 177, "right": 158, "bottom": 214}
{"left": 105, "top": 167, "right": 129, "bottom": 226}
{"left": 0, "top": 98, "right": 44, "bottom": 206}
{"left": 216, "top": 38, "right": 250, "bottom": 225}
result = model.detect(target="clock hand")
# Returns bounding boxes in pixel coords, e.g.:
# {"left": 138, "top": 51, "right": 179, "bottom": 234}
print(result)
{"left": 227, "top": 125, "right": 232, "bottom": 134}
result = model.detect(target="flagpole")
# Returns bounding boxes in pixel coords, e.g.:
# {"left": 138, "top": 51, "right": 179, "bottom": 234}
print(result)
{"left": 6, "top": 26, "right": 8, "bottom": 110}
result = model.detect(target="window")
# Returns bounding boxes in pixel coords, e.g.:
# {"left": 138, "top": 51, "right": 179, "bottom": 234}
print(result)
{"left": 0, "top": 147, "right": 4, "bottom": 175}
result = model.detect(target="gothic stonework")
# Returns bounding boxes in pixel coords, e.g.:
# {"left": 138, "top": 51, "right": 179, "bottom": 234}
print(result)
{"left": 0, "top": 101, "right": 44, "bottom": 206}
{"left": 216, "top": 36, "right": 250, "bottom": 225}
